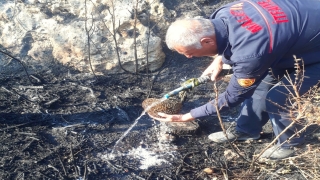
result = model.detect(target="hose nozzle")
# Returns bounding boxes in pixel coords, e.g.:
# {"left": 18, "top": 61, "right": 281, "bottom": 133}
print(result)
{"left": 163, "top": 76, "right": 210, "bottom": 99}
{"left": 162, "top": 68, "right": 233, "bottom": 99}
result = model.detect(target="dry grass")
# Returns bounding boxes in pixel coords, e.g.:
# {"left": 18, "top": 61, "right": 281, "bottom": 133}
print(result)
{"left": 300, "top": 87, "right": 320, "bottom": 125}
{"left": 256, "top": 144, "right": 320, "bottom": 179}
{"left": 255, "top": 55, "right": 320, "bottom": 179}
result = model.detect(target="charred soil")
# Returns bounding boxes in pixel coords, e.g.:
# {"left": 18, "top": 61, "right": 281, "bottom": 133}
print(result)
{"left": 1, "top": 49, "right": 319, "bottom": 180}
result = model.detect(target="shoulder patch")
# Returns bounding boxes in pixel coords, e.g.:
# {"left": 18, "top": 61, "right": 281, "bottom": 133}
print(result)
{"left": 237, "top": 78, "right": 255, "bottom": 87}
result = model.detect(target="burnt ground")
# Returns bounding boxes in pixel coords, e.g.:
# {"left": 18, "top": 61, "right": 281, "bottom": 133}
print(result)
{"left": 1, "top": 48, "right": 320, "bottom": 180}
{"left": 1, "top": 0, "right": 320, "bottom": 180}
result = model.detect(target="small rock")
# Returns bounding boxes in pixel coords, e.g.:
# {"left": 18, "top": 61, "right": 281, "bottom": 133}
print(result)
{"left": 313, "top": 133, "right": 320, "bottom": 140}
{"left": 203, "top": 167, "right": 214, "bottom": 174}
{"left": 224, "top": 149, "right": 239, "bottom": 161}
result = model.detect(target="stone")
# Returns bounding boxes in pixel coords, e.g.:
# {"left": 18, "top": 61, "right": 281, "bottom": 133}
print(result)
{"left": 0, "top": 0, "right": 171, "bottom": 74}
{"left": 203, "top": 167, "right": 214, "bottom": 174}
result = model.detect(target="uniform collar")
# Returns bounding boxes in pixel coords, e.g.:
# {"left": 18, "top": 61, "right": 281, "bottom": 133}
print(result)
{"left": 210, "top": 19, "right": 228, "bottom": 55}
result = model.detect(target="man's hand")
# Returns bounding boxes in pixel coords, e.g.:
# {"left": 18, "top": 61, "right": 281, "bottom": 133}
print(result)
{"left": 149, "top": 112, "right": 195, "bottom": 122}
{"left": 201, "top": 55, "right": 223, "bottom": 81}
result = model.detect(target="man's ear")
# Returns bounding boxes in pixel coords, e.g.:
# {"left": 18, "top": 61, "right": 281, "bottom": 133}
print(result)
{"left": 200, "top": 37, "right": 215, "bottom": 46}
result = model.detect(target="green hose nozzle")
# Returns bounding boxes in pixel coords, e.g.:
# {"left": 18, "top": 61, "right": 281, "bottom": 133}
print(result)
{"left": 163, "top": 76, "right": 210, "bottom": 99}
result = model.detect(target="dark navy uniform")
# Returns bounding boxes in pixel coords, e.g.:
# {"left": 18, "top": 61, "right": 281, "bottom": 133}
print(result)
{"left": 190, "top": 0, "right": 320, "bottom": 147}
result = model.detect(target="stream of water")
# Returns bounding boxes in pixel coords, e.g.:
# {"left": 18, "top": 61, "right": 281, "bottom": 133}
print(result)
{"left": 108, "top": 97, "right": 167, "bottom": 158}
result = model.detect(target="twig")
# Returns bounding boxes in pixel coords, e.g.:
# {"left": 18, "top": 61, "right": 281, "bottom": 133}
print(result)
{"left": 70, "top": 145, "right": 79, "bottom": 177}
{"left": 0, "top": 49, "right": 34, "bottom": 85}
{"left": 52, "top": 123, "right": 85, "bottom": 131}
{"left": 133, "top": 0, "right": 139, "bottom": 73}
{"left": 108, "top": 0, "right": 130, "bottom": 73}
{"left": 146, "top": 52, "right": 176, "bottom": 98}
{"left": 29, "top": 75, "right": 41, "bottom": 83}
{"left": 38, "top": 171, "right": 52, "bottom": 179}
{"left": 48, "top": 164, "right": 60, "bottom": 172}
{"left": 106, "top": 160, "right": 122, "bottom": 171}
{"left": 44, "top": 97, "right": 60, "bottom": 106}
{"left": 0, "top": 122, "right": 30, "bottom": 131}
{"left": 17, "top": 85, "right": 43, "bottom": 90}
{"left": 192, "top": 2, "right": 205, "bottom": 14}
{"left": 29, "top": 136, "right": 40, "bottom": 141}
{"left": 146, "top": 172, "right": 154, "bottom": 180}
{"left": 16, "top": 132, "right": 37, "bottom": 136}
{"left": 83, "top": 161, "right": 88, "bottom": 180}
{"left": 78, "top": 85, "right": 95, "bottom": 97}
{"left": 145, "top": 7, "right": 151, "bottom": 80}
{"left": 130, "top": 172, "right": 145, "bottom": 180}
{"left": 221, "top": 168, "right": 229, "bottom": 180}
{"left": 289, "top": 160, "right": 312, "bottom": 179}
{"left": 5, "top": 85, "right": 39, "bottom": 103}
{"left": 258, "top": 167, "right": 281, "bottom": 179}
{"left": 85, "top": 0, "right": 97, "bottom": 80}
{"left": 213, "top": 82, "right": 250, "bottom": 163}
{"left": 181, "top": 151, "right": 200, "bottom": 168}
{"left": 57, "top": 153, "right": 67, "bottom": 176}
{"left": 175, "top": 164, "right": 182, "bottom": 175}
{"left": 74, "top": 146, "right": 90, "bottom": 156}
{"left": 162, "top": 174, "right": 173, "bottom": 180}
{"left": 0, "top": 86, "right": 14, "bottom": 94}
{"left": 22, "top": 139, "right": 35, "bottom": 151}
{"left": 77, "top": 165, "right": 82, "bottom": 177}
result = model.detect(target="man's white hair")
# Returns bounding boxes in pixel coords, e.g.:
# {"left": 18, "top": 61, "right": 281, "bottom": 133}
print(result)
{"left": 165, "top": 18, "right": 215, "bottom": 50}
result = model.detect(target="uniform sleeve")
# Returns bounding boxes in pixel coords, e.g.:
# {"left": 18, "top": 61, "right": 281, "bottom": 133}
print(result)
{"left": 190, "top": 56, "right": 270, "bottom": 119}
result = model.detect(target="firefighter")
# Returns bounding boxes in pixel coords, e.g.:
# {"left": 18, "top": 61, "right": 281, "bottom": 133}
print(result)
{"left": 153, "top": 0, "right": 320, "bottom": 160}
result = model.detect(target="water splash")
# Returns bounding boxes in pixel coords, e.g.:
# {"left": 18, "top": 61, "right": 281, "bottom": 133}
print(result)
{"left": 126, "top": 143, "right": 175, "bottom": 170}
{"left": 108, "top": 97, "right": 167, "bottom": 158}
{"left": 101, "top": 121, "right": 179, "bottom": 170}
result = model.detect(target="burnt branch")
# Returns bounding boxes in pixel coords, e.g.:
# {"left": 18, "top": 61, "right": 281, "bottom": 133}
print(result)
{"left": 0, "top": 49, "right": 34, "bottom": 85}
{"left": 133, "top": 0, "right": 139, "bottom": 74}
{"left": 213, "top": 82, "right": 251, "bottom": 164}
{"left": 85, "top": 0, "right": 97, "bottom": 79}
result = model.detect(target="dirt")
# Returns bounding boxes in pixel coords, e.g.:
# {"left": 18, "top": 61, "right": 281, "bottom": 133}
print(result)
{"left": 1, "top": 0, "right": 320, "bottom": 180}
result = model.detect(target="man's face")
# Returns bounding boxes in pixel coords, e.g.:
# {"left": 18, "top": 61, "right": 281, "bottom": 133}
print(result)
{"left": 173, "top": 37, "right": 218, "bottom": 58}
{"left": 174, "top": 45, "right": 216, "bottom": 58}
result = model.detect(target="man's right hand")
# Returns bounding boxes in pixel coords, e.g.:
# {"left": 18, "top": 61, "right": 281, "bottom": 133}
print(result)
{"left": 201, "top": 55, "right": 223, "bottom": 81}
{"left": 150, "top": 112, "right": 195, "bottom": 122}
